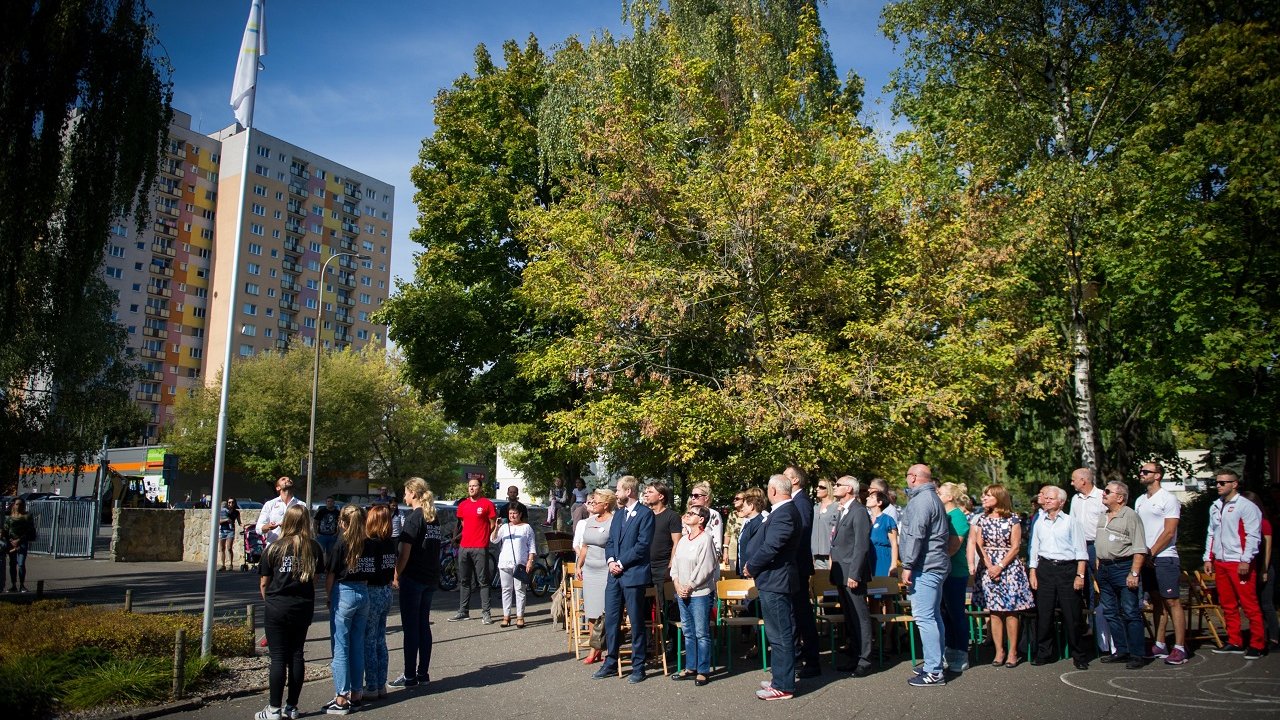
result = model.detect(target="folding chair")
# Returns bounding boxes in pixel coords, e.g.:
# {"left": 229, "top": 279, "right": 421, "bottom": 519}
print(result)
{"left": 811, "top": 574, "right": 844, "bottom": 665}
{"left": 1188, "top": 571, "right": 1226, "bottom": 649}
{"left": 617, "top": 586, "right": 667, "bottom": 677}
{"left": 715, "top": 578, "right": 767, "bottom": 671}
{"left": 867, "top": 576, "right": 916, "bottom": 666}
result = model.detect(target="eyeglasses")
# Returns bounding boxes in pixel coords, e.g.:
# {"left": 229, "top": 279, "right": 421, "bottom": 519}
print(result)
{"left": 691, "top": 493, "right": 707, "bottom": 498}
{"left": 733, "top": 496, "right": 744, "bottom": 502}
{"left": 1215, "top": 480, "right": 1235, "bottom": 486}
{"left": 1101, "top": 489, "right": 1113, "bottom": 496}
{"left": 818, "top": 485, "right": 830, "bottom": 490}
{"left": 1137, "top": 469, "right": 1158, "bottom": 476}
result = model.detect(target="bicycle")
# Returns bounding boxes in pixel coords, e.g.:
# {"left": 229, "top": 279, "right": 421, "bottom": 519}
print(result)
{"left": 438, "top": 543, "right": 499, "bottom": 592}
{"left": 528, "top": 532, "right": 575, "bottom": 598}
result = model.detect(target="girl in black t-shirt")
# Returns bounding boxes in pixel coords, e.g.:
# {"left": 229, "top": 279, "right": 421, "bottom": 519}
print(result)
{"left": 362, "top": 503, "right": 399, "bottom": 699}
{"left": 324, "top": 505, "right": 371, "bottom": 714}
{"left": 257, "top": 505, "right": 322, "bottom": 720}
{"left": 388, "top": 477, "right": 443, "bottom": 689}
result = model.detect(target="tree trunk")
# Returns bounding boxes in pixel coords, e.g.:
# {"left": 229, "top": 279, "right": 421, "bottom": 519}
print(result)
{"left": 1071, "top": 315, "right": 1103, "bottom": 474}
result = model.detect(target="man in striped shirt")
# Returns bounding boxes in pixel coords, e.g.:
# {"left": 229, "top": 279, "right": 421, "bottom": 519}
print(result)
{"left": 1203, "top": 469, "right": 1265, "bottom": 659}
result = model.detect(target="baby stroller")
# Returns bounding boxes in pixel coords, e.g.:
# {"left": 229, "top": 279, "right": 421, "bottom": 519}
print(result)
{"left": 241, "top": 526, "right": 265, "bottom": 571}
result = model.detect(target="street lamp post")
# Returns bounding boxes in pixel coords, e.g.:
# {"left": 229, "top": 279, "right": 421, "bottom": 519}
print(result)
{"left": 305, "top": 250, "right": 370, "bottom": 510}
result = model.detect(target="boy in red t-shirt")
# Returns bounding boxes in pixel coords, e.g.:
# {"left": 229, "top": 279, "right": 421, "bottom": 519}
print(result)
{"left": 450, "top": 478, "right": 498, "bottom": 623}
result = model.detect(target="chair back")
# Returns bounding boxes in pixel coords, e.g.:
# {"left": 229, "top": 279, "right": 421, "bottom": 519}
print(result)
{"left": 866, "top": 575, "right": 902, "bottom": 600}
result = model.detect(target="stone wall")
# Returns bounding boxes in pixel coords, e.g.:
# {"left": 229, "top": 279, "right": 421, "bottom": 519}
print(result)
{"left": 183, "top": 509, "right": 260, "bottom": 564}
{"left": 111, "top": 509, "right": 186, "bottom": 562}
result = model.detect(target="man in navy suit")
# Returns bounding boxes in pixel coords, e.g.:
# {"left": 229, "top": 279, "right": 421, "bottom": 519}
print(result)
{"left": 784, "top": 464, "right": 821, "bottom": 677}
{"left": 595, "top": 475, "right": 655, "bottom": 683}
{"left": 744, "top": 474, "right": 803, "bottom": 700}
{"left": 829, "top": 475, "right": 873, "bottom": 675}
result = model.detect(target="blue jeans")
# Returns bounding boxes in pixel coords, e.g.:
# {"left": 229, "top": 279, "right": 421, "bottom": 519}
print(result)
{"left": 941, "top": 575, "right": 969, "bottom": 653}
{"left": 330, "top": 581, "right": 369, "bottom": 697}
{"left": 363, "top": 584, "right": 392, "bottom": 693}
{"left": 7, "top": 544, "right": 27, "bottom": 588}
{"left": 317, "top": 534, "right": 337, "bottom": 564}
{"left": 676, "top": 592, "right": 713, "bottom": 675}
{"left": 759, "top": 590, "right": 795, "bottom": 692}
{"left": 908, "top": 569, "right": 947, "bottom": 675}
{"left": 1097, "top": 561, "right": 1143, "bottom": 656}
{"left": 399, "top": 577, "right": 434, "bottom": 679}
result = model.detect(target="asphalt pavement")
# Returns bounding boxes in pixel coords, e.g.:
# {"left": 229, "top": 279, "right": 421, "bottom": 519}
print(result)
{"left": 14, "top": 545, "right": 1280, "bottom": 720}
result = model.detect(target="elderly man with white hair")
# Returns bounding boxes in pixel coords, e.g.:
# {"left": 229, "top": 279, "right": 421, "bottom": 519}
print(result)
{"left": 1028, "top": 485, "right": 1089, "bottom": 669}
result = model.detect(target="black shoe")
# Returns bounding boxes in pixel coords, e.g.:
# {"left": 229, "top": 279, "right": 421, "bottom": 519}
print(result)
{"left": 671, "top": 670, "right": 695, "bottom": 681}
{"left": 1099, "top": 653, "right": 1130, "bottom": 664}
{"left": 628, "top": 672, "right": 645, "bottom": 684}
{"left": 1125, "top": 658, "right": 1145, "bottom": 669}
{"left": 1244, "top": 648, "right": 1262, "bottom": 660}
{"left": 1030, "top": 658, "right": 1050, "bottom": 666}
{"left": 1073, "top": 660, "right": 1089, "bottom": 670}
{"left": 1213, "top": 643, "right": 1245, "bottom": 654}
{"left": 694, "top": 675, "right": 709, "bottom": 687}
{"left": 853, "top": 665, "right": 872, "bottom": 677}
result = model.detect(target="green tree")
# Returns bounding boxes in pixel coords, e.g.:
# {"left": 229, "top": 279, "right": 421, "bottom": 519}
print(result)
{"left": 883, "top": 0, "right": 1188, "bottom": 480}
{"left": 164, "top": 345, "right": 473, "bottom": 495}
{"left": 517, "top": 1, "right": 1053, "bottom": 493}
{"left": 0, "top": 0, "right": 172, "bottom": 484}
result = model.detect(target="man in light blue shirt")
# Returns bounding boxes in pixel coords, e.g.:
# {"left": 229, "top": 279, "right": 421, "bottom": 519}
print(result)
{"left": 1028, "top": 486, "right": 1088, "bottom": 669}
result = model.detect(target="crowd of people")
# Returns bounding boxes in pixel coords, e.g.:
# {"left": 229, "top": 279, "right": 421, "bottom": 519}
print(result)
{"left": 247, "top": 462, "right": 1278, "bottom": 715}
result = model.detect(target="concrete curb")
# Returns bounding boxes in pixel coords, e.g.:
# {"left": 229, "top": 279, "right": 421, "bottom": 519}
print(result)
{"left": 91, "top": 674, "right": 334, "bottom": 720}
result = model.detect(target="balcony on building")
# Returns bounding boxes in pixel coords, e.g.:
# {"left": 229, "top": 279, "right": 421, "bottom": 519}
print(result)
{"left": 144, "top": 305, "right": 170, "bottom": 319}
{"left": 135, "top": 391, "right": 161, "bottom": 403}
{"left": 288, "top": 183, "right": 309, "bottom": 199}
{"left": 152, "top": 242, "right": 176, "bottom": 257}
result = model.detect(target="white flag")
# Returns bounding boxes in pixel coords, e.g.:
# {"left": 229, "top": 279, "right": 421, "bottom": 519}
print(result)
{"left": 229, "top": 0, "right": 267, "bottom": 128}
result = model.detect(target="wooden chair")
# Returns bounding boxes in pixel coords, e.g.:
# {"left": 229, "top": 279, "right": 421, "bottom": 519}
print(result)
{"left": 715, "top": 578, "right": 767, "bottom": 671}
{"left": 867, "top": 576, "right": 916, "bottom": 666}
{"left": 811, "top": 574, "right": 844, "bottom": 664}
{"left": 568, "top": 577, "right": 592, "bottom": 658}
{"left": 561, "top": 561, "right": 576, "bottom": 638}
{"left": 1188, "top": 571, "right": 1226, "bottom": 649}
{"left": 616, "top": 586, "right": 668, "bottom": 676}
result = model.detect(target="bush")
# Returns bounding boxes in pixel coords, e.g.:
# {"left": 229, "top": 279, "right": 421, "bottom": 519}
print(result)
{"left": 0, "top": 601, "right": 253, "bottom": 662}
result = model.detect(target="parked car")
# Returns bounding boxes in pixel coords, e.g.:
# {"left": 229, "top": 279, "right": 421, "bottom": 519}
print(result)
{"left": 235, "top": 499, "right": 264, "bottom": 509}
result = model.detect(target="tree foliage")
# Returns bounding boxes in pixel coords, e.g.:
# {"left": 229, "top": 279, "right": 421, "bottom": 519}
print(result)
{"left": 0, "top": 0, "right": 172, "bottom": 485}
{"left": 164, "top": 345, "right": 475, "bottom": 496}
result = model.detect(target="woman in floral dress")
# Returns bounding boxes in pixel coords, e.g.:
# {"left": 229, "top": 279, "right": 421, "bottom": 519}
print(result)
{"left": 969, "top": 484, "right": 1034, "bottom": 667}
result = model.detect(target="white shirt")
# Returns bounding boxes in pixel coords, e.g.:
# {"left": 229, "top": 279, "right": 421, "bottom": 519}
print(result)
{"left": 1028, "top": 511, "right": 1087, "bottom": 568}
{"left": 256, "top": 495, "right": 304, "bottom": 545}
{"left": 1070, "top": 487, "right": 1105, "bottom": 542}
{"left": 1134, "top": 487, "right": 1181, "bottom": 558}
{"left": 494, "top": 522, "right": 536, "bottom": 568}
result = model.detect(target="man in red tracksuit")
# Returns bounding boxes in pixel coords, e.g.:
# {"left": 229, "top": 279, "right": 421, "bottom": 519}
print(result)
{"left": 1203, "top": 469, "right": 1265, "bottom": 659}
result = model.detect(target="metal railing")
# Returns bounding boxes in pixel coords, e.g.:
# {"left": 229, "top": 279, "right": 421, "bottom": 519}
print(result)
{"left": 28, "top": 499, "right": 98, "bottom": 558}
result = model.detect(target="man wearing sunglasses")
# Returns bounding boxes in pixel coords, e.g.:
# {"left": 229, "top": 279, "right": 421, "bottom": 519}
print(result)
{"left": 1134, "top": 462, "right": 1187, "bottom": 664}
{"left": 1203, "top": 469, "right": 1264, "bottom": 658}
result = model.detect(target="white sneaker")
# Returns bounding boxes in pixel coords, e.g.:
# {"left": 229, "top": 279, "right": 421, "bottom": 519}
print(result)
{"left": 254, "top": 706, "right": 282, "bottom": 720}
{"left": 282, "top": 706, "right": 299, "bottom": 720}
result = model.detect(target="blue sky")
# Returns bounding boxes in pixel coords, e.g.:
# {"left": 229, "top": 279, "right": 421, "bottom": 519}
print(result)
{"left": 149, "top": 1, "right": 902, "bottom": 285}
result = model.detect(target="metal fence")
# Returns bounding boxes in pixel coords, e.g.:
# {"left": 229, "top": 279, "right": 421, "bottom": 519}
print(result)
{"left": 27, "top": 499, "right": 97, "bottom": 558}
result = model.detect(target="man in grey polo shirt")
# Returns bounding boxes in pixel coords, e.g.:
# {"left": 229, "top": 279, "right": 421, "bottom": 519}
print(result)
{"left": 1095, "top": 482, "right": 1147, "bottom": 669}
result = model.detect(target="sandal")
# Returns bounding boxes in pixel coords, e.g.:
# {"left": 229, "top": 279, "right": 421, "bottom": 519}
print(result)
{"left": 516, "top": 617, "right": 525, "bottom": 628}
{"left": 671, "top": 670, "right": 695, "bottom": 681}
{"left": 500, "top": 616, "right": 510, "bottom": 628}
{"left": 695, "top": 674, "right": 709, "bottom": 686}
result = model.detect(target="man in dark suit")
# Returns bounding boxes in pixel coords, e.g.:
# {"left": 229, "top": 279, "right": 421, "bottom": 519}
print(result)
{"left": 784, "top": 464, "right": 821, "bottom": 677}
{"left": 745, "top": 474, "right": 803, "bottom": 701}
{"left": 829, "top": 475, "right": 873, "bottom": 676}
{"left": 595, "top": 475, "right": 655, "bottom": 683}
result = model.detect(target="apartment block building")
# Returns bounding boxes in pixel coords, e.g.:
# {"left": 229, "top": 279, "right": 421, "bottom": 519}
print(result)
{"left": 103, "top": 111, "right": 394, "bottom": 442}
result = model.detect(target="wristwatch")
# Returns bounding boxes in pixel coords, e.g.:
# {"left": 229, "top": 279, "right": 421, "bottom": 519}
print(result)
{"left": 1076, "top": 573, "right": 1085, "bottom": 579}
{"left": 1129, "top": 571, "right": 1139, "bottom": 577}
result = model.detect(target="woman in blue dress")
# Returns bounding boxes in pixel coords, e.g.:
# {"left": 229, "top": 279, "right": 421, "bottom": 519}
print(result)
{"left": 865, "top": 490, "right": 899, "bottom": 576}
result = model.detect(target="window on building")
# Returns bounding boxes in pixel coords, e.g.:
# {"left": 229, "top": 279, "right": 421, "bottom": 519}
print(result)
{"left": 250, "top": 223, "right": 264, "bottom": 236}
{"left": 247, "top": 263, "right": 261, "bottom": 275}
{"left": 243, "top": 303, "right": 257, "bottom": 316}
{"left": 242, "top": 324, "right": 256, "bottom": 336}
{"left": 248, "top": 243, "right": 262, "bottom": 255}
{"left": 253, "top": 184, "right": 267, "bottom": 196}
{"left": 251, "top": 203, "right": 265, "bottom": 216}
{"left": 244, "top": 283, "right": 260, "bottom": 295}
{"left": 239, "top": 344, "right": 253, "bottom": 357}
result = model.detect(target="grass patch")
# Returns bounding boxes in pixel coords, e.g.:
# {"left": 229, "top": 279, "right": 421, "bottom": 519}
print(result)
{"left": 62, "top": 657, "right": 170, "bottom": 709}
{"left": 0, "top": 601, "right": 252, "bottom": 718}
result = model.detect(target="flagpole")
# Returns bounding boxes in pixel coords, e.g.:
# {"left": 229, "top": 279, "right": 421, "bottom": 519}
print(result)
{"left": 202, "top": 0, "right": 265, "bottom": 658}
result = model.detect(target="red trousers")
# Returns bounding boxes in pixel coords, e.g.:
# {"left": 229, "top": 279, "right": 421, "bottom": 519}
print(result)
{"left": 1214, "top": 560, "right": 1265, "bottom": 650}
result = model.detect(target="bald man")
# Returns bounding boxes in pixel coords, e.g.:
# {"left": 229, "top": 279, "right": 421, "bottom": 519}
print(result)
{"left": 899, "top": 464, "right": 951, "bottom": 687}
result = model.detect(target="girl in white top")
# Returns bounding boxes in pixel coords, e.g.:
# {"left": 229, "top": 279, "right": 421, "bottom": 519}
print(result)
{"left": 492, "top": 501, "right": 536, "bottom": 627}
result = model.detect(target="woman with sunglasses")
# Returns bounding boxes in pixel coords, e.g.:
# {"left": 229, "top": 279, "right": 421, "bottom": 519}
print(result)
{"left": 670, "top": 506, "right": 718, "bottom": 686}
{"left": 811, "top": 480, "right": 839, "bottom": 570}
{"left": 575, "top": 489, "right": 615, "bottom": 665}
